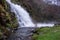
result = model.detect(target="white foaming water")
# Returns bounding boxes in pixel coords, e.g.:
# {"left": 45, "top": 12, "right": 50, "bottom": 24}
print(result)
{"left": 43, "top": 0, "right": 60, "bottom": 6}
{"left": 37, "top": 23, "right": 54, "bottom": 27}
{"left": 6, "top": 0, "right": 35, "bottom": 27}
{"left": 6, "top": 0, "right": 54, "bottom": 27}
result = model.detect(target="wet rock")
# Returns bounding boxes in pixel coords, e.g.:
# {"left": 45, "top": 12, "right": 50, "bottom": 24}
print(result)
{"left": 8, "top": 27, "right": 36, "bottom": 40}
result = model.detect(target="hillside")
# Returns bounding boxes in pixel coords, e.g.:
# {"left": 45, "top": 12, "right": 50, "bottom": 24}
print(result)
{"left": 12, "top": 0, "right": 60, "bottom": 22}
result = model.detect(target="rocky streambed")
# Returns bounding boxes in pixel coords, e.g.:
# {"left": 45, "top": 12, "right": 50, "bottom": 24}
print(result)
{"left": 7, "top": 27, "right": 36, "bottom": 40}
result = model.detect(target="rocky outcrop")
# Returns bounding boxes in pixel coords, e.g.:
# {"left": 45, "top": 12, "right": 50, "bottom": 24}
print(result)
{"left": 12, "top": 0, "right": 60, "bottom": 22}
{"left": 0, "top": 0, "right": 18, "bottom": 40}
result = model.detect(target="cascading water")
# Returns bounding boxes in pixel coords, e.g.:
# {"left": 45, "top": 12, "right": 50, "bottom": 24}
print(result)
{"left": 6, "top": 0, "right": 35, "bottom": 27}
{"left": 6, "top": 0, "right": 54, "bottom": 27}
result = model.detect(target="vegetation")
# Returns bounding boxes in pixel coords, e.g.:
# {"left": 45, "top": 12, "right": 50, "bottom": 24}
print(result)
{"left": 32, "top": 25, "right": 60, "bottom": 40}
{"left": 0, "top": 0, "right": 60, "bottom": 40}
{"left": 0, "top": 0, "right": 18, "bottom": 40}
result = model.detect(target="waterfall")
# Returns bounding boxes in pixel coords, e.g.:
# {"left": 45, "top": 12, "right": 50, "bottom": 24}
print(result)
{"left": 6, "top": 0, "right": 35, "bottom": 27}
{"left": 6, "top": 0, "right": 54, "bottom": 27}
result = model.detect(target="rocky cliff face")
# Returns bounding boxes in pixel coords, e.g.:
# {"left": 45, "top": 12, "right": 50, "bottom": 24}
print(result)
{"left": 12, "top": 0, "right": 60, "bottom": 23}
{"left": 0, "top": 0, "right": 18, "bottom": 40}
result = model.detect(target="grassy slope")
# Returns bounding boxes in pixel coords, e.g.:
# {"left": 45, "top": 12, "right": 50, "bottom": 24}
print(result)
{"left": 32, "top": 25, "right": 60, "bottom": 40}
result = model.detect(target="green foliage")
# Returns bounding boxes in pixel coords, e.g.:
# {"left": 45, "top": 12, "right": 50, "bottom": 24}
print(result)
{"left": 0, "top": 0, "right": 18, "bottom": 39}
{"left": 32, "top": 25, "right": 60, "bottom": 40}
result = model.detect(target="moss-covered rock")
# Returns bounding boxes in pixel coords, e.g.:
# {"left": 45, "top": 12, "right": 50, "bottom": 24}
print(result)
{"left": 0, "top": 0, "right": 18, "bottom": 40}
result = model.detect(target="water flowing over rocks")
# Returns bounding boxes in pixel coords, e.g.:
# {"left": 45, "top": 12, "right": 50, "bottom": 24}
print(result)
{"left": 6, "top": 0, "right": 35, "bottom": 27}
{"left": 8, "top": 27, "right": 36, "bottom": 40}
{"left": 6, "top": 0, "right": 55, "bottom": 40}
{"left": 1, "top": 0, "right": 60, "bottom": 40}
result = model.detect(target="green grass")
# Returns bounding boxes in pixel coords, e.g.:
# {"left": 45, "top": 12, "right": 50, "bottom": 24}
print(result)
{"left": 32, "top": 25, "right": 60, "bottom": 40}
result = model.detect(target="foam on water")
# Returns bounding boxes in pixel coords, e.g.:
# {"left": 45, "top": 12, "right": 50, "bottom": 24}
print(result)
{"left": 36, "top": 23, "right": 54, "bottom": 27}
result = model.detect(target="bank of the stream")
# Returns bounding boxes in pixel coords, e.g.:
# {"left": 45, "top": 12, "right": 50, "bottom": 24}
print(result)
{"left": 32, "top": 25, "right": 60, "bottom": 40}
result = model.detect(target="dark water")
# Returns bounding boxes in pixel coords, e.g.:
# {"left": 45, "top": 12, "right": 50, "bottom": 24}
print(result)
{"left": 8, "top": 27, "right": 36, "bottom": 40}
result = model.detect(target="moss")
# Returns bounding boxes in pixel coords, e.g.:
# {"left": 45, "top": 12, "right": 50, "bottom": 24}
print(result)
{"left": 32, "top": 25, "right": 60, "bottom": 40}
{"left": 0, "top": 0, "right": 18, "bottom": 39}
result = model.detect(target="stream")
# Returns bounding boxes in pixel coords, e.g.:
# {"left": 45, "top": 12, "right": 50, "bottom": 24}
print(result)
{"left": 8, "top": 27, "right": 36, "bottom": 40}
{"left": 6, "top": 0, "right": 55, "bottom": 40}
